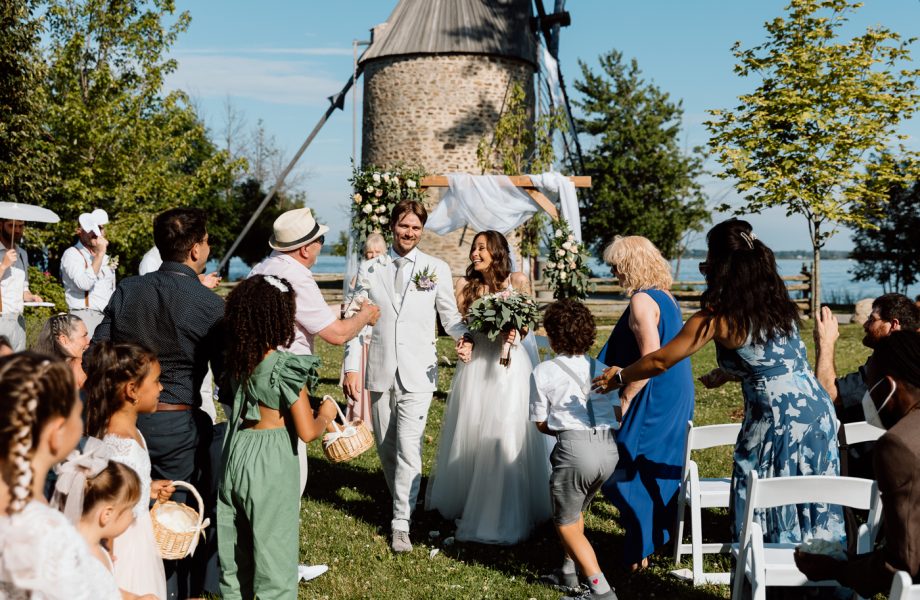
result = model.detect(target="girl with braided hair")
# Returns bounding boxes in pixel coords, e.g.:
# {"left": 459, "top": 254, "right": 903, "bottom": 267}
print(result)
{"left": 32, "top": 313, "right": 90, "bottom": 388}
{"left": 595, "top": 218, "right": 845, "bottom": 550}
{"left": 84, "top": 341, "right": 174, "bottom": 600}
{"left": 217, "top": 274, "right": 338, "bottom": 600}
{"left": 0, "top": 352, "right": 99, "bottom": 598}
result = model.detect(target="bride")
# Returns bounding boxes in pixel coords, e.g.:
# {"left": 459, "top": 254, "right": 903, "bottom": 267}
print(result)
{"left": 425, "top": 230, "right": 551, "bottom": 544}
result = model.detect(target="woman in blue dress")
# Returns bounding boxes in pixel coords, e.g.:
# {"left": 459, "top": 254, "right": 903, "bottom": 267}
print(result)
{"left": 594, "top": 219, "right": 845, "bottom": 548}
{"left": 597, "top": 235, "right": 695, "bottom": 571}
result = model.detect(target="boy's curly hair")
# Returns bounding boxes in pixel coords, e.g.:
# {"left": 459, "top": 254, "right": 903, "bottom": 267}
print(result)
{"left": 543, "top": 299, "right": 596, "bottom": 356}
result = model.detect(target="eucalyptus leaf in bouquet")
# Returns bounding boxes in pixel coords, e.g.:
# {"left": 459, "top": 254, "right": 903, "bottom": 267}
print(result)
{"left": 466, "top": 288, "right": 540, "bottom": 367}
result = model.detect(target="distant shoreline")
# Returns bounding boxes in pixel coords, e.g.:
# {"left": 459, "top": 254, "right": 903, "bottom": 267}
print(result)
{"left": 679, "top": 249, "right": 851, "bottom": 260}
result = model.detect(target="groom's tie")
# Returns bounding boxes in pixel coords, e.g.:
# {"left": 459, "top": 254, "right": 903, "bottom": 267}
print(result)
{"left": 394, "top": 256, "right": 409, "bottom": 304}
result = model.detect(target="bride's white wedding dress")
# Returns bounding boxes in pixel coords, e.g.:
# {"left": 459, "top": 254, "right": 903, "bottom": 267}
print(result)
{"left": 425, "top": 327, "right": 552, "bottom": 544}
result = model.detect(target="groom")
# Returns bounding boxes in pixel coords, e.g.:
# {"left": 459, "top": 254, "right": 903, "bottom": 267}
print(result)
{"left": 343, "top": 199, "right": 472, "bottom": 553}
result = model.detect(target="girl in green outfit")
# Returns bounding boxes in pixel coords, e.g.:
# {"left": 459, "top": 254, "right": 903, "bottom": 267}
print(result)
{"left": 217, "top": 274, "right": 338, "bottom": 600}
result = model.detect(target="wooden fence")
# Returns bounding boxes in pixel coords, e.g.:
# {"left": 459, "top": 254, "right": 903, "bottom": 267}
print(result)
{"left": 232, "top": 270, "right": 813, "bottom": 318}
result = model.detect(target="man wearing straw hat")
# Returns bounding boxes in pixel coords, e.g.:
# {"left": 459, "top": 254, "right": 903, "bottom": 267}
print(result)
{"left": 0, "top": 218, "right": 43, "bottom": 351}
{"left": 60, "top": 209, "right": 116, "bottom": 338}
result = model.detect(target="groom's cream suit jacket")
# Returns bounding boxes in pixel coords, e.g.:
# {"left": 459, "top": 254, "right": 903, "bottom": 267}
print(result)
{"left": 344, "top": 249, "right": 468, "bottom": 393}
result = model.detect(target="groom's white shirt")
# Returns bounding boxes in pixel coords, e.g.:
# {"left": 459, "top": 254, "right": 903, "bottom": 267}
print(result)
{"left": 344, "top": 247, "right": 468, "bottom": 392}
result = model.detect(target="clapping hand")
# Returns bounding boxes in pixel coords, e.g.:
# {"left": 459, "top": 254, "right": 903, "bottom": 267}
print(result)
{"left": 793, "top": 549, "right": 840, "bottom": 582}
{"left": 698, "top": 368, "right": 739, "bottom": 389}
{"left": 150, "top": 480, "right": 176, "bottom": 503}
{"left": 199, "top": 272, "right": 222, "bottom": 289}
{"left": 813, "top": 306, "right": 839, "bottom": 348}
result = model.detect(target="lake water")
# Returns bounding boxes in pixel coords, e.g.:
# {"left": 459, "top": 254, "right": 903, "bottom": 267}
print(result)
{"left": 219, "top": 254, "right": 919, "bottom": 303}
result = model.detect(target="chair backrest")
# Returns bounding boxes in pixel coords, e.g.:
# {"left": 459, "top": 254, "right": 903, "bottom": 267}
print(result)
{"left": 688, "top": 421, "right": 742, "bottom": 451}
{"left": 889, "top": 571, "right": 920, "bottom": 600}
{"left": 741, "top": 472, "right": 881, "bottom": 547}
{"left": 842, "top": 421, "right": 885, "bottom": 445}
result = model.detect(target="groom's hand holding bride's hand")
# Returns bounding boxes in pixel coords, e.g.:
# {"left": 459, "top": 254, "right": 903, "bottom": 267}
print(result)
{"left": 456, "top": 334, "right": 474, "bottom": 363}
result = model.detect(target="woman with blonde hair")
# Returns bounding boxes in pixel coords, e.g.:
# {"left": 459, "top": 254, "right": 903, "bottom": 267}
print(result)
{"left": 597, "top": 235, "right": 695, "bottom": 571}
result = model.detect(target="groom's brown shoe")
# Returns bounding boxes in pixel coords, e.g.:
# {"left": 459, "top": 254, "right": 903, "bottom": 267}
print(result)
{"left": 391, "top": 530, "right": 413, "bottom": 553}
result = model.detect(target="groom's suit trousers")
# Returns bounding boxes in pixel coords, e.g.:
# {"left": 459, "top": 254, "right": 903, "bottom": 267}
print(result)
{"left": 370, "top": 372, "right": 433, "bottom": 533}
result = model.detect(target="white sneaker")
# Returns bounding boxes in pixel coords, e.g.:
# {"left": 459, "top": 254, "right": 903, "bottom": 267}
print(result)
{"left": 298, "top": 564, "right": 329, "bottom": 582}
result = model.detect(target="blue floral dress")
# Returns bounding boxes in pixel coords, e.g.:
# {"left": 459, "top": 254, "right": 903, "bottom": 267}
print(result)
{"left": 718, "top": 329, "right": 846, "bottom": 544}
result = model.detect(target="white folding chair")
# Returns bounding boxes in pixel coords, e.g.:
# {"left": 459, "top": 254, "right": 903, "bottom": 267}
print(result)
{"left": 889, "top": 571, "right": 920, "bottom": 600}
{"left": 842, "top": 420, "right": 885, "bottom": 444}
{"left": 731, "top": 472, "right": 882, "bottom": 600}
{"left": 671, "top": 420, "right": 741, "bottom": 586}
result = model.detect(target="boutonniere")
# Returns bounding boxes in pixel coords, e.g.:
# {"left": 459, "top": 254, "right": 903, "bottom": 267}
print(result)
{"left": 412, "top": 266, "right": 437, "bottom": 291}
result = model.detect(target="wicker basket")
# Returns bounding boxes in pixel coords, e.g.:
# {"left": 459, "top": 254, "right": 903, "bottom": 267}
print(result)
{"left": 150, "top": 481, "right": 208, "bottom": 560}
{"left": 322, "top": 395, "right": 374, "bottom": 463}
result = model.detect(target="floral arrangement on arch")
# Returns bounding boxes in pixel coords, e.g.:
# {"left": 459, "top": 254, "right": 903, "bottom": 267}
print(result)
{"left": 543, "top": 218, "right": 593, "bottom": 300}
{"left": 350, "top": 164, "right": 428, "bottom": 246}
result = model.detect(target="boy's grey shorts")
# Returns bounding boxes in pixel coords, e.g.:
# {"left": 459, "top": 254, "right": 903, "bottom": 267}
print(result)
{"left": 549, "top": 428, "right": 619, "bottom": 526}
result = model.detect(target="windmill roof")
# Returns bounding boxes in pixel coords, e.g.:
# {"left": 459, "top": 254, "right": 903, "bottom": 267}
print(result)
{"left": 359, "top": 0, "right": 535, "bottom": 66}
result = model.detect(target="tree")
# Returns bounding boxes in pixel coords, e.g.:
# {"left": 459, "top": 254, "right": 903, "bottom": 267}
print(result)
{"left": 851, "top": 174, "right": 920, "bottom": 294}
{"left": 228, "top": 177, "right": 304, "bottom": 269}
{"left": 574, "top": 50, "right": 709, "bottom": 260}
{"left": 0, "top": 0, "right": 52, "bottom": 206}
{"left": 705, "top": 0, "right": 920, "bottom": 315}
{"left": 35, "top": 0, "right": 242, "bottom": 275}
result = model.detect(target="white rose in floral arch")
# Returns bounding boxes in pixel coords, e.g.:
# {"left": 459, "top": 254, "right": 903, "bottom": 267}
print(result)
{"left": 362, "top": 204, "right": 373, "bottom": 214}
{"left": 372, "top": 173, "right": 381, "bottom": 183}
{"left": 353, "top": 193, "right": 362, "bottom": 204}
{"left": 382, "top": 173, "right": 390, "bottom": 183}
{"left": 406, "top": 179, "right": 416, "bottom": 188}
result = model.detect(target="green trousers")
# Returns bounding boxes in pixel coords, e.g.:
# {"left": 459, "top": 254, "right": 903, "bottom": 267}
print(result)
{"left": 218, "top": 427, "right": 300, "bottom": 600}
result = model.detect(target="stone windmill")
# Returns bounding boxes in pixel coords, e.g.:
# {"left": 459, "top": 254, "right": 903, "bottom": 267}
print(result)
{"left": 359, "top": 0, "right": 537, "bottom": 274}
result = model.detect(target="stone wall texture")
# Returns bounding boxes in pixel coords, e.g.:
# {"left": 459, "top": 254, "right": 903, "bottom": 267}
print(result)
{"left": 362, "top": 53, "right": 534, "bottom": 275}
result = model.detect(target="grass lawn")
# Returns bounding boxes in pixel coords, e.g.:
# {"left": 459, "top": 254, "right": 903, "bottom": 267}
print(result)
{"left": 295, "top": 319, "right": 871, "bottom": 600}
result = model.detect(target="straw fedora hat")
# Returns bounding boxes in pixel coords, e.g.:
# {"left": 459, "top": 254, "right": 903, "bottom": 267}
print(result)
{"left": 269, "top": 207, "right": 330, "bottom": 251}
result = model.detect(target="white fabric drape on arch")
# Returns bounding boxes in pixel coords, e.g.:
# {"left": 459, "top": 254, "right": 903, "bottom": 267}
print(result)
{"left": 425, "top": 173, "right": 541, "bottom": 236}
{"left": 527, "top": 172, "right": 581, "bottom": 242}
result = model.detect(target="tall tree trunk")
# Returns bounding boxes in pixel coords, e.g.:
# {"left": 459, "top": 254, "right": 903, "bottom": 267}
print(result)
{"left": 811, "top": 218, "right": 821, "bottom": 317}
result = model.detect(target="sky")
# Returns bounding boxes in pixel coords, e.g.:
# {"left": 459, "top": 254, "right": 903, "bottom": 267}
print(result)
{"left": 166, "top": 0, "right": 920, "bottom": 252}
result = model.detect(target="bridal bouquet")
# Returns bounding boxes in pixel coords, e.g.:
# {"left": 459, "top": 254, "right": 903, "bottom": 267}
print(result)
{"left": 466, "top": 288, "right": 540, "bottom": 367}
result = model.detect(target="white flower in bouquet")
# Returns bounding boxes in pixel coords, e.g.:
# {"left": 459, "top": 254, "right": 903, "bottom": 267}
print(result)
{"left": 557, "top": 249, "right": 566, "bottom": 257}
{"left": 555, "top": 228, "right": 563, "bottom": 238}
{"left": 375, "top": 205, "right": 386, "bottom": 213}
{"left": 375, "top": 189, "right": 383, "bottom": 198}
{"left": 366, "top": 185, "right": 374, "bottom": 193}
{"left": 370, "top": 214, "right": 379, "bottom": 223}
{"left": 568, "top": 261, "right": 577, "bottom": 270}
{"left": 362, "top": 204, "right": 373, "bottom": 214}
{"left": 560, "top": 272, "right": 568, "bottom": 281}
{"left": 406, "top": 179, "right": 416, "bottom": 188}
{"left": 353, "top": 193, "right": 362, "bottom": 204}
{"left": 372, "top": 172, "right": 381, "bottom": 183}
{"left": 379, "top": 216, "right": 388, "bottom": 224}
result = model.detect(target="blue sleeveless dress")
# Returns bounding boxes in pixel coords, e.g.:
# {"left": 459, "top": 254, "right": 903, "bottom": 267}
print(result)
{"left": 717, "top": 330, "right": 845, "bottom": 544}
{"left": 598, "top": 289, "right": 695, "bottom": 564}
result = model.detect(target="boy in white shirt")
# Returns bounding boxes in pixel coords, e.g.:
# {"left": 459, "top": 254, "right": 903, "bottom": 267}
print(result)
{"left": 531, "top": 299, "right": 620, "bottom": 600}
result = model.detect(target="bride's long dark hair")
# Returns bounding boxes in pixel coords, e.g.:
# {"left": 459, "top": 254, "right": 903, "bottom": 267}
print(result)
{"left": 459, "top": 230, "right": 512, "bottom": 314}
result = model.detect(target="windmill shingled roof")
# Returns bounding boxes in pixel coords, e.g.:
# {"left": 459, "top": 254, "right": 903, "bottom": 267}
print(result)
{"left": 359, "top": 0, "right": 535, "bottom": 66}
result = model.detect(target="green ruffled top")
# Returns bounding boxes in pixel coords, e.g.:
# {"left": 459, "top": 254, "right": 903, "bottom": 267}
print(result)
{"left": 223, "top": 351, "right": 321, "bottom": 446}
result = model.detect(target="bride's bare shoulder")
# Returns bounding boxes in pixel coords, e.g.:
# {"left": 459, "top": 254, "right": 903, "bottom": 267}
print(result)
{"left": 455, "top": 276, "right": 469, "bottom": 291}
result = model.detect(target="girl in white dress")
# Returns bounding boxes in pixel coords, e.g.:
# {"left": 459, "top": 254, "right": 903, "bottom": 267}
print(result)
{"left": 85, "top": 342, "right": 174, "bottom": 600}
{"left": 425, "top": 230, "right": 551, "bottom": 544}
{"left": 54, "top": 445, "right": 157, "bottom": 600}
{"left": 0, "top": 353, "right": 120, "bottom": 600}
